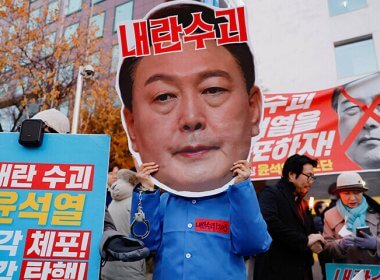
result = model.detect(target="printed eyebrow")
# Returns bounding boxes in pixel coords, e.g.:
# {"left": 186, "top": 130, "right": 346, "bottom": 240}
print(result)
{"left": 144, "top": 70, "right": 232, "bottom": 86}
{"left": 198, "top": 70, "right": 232, "bottom": 81}
{"left": 145, "top": 74, "right": 174, "bottom": 86}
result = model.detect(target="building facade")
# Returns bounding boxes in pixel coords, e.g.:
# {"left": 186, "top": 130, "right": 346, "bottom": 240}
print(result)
{"left": 245, "top": 0, "right": 380, "bottom": 92}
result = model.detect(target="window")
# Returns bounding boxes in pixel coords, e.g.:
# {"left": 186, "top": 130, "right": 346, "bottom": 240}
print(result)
{"left": 15, "top": 77, "right": 29, "bottom": 97}
{"left": 41, "top": 32, "right": 56, "bottom": 58}
{"left": 2, "top": 53, "right": 12, "bottom": 73}
{"left": 13, "top": 0, "right": 24, "bottom": 8}
{"left": 92, "top": 0, "right": 104, "bottom": 4}
{"left": 89, "top": 12, "right": 105, "bottom": 38}
{"left": 58, "top": 63, "right": 74, "bottom": 87}
{"left": 114, "top": 1, "right": 133, "bottom": 32}
{"left": 335, "top": 37, "right": 378, "bottom": 78}
{"left": 0, "top": 84, "right": 8, "bottom": 99}
{"left": 46, "top": 1, "right": 59, "bottom": 24}
{"left": 0, "top": 106, "right": 19, "bottom": 132}
{"left": 328, "top": 0, "right": 367, "bottom": 16}
{"left": 111, "top": 45, "right": 119, "bottom": 73}
{"left": 28, "top": 8, "right": 40, "bottom": 30}
{"left": 65, "top": 0, "right": 82, "bottom": 15}
{"left": 20, "top": 41, "right": 34, "bottom": 66}
{"left": 64, "top": 23, "right": 79, "bottom": 46}
{"left": 89, "top": 52, "right": 100, "bottom": 66}
{"left": 59, "top": 100, "right": 70, "bottom": 117}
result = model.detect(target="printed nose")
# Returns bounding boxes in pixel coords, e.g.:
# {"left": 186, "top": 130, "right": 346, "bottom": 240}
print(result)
{"left": 364, "top": 117, "right": 379, "bottom": 130}
{"left": 179, "top": 95, "right": 206, "bottom": 132}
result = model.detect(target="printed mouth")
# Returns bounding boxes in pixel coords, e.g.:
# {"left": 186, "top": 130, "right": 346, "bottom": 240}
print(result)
{"left": 358, "top": 137, "right": 380, "bottom": 145}
{"left": 174, "top": 145, "right": 219, "bottom": 157}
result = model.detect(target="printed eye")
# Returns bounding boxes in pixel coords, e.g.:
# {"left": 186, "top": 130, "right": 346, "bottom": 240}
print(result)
{"left": 343, "top": 106, "right": 361, "bottom": 116}
{"left": 154, "top": 93, "right": 176, "bottom": 102}
{"left": 202, "top": 87, "right": 226, "bottom": 95}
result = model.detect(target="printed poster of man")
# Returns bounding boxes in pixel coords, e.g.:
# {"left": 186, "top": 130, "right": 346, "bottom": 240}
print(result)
{"left": 116, "top": 0, "right": 264, "bottom": 197}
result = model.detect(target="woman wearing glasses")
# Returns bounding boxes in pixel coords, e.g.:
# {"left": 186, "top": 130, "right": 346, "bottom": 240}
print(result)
{"left": 323, "top": 171, "right": 380, "bottom": 264}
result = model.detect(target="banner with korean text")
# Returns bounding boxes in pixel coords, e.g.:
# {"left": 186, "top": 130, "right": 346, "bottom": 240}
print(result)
{"left": 251, "top": 72, "right": 380, "bottom": 180}
{"left": 326, "top": 263, "right": 380, "bottom": 280}
{"left": 0, "top": 133, "right": 110, "bottom": 280}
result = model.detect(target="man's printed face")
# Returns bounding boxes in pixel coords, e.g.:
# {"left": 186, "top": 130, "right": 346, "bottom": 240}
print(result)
{"left": 337, "top": 76, "right": 380, "bottom": 169}
{"left": 124, "top": 40, "right": 261, "bottom": 193}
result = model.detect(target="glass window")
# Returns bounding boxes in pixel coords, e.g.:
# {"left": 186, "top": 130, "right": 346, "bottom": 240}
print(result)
{"left": 114, "top": 1, "right": 133, "bottom": 32}
{"left": 64, "top": 23, "right": 79, "bottom": 46}
{"left": 46, "top": 1, "right": 59, "bottom": 24}
{"left": 41, "top": 32, "right": 56, "bottom": 58}
{"left": 59, "top": 100, "right": 70, "bottom": 116}
{"left": 65, "top": 0, "right": 82, "bottom": 15}
{"left": 89, "top": 12, "right": 105, "bottom": 38}
{"left": 20, "top": 41, "right": 34, "bottom": 66}
{"left": 328, "top": 0, "right": 367, "bottom": 16}
{"left": 111, "top": 45, "right": 119, "bottom": 73}
{"left": 58, "top": 63, "right": 74, "bottom": 87}
{"left": 0, "top": 83, "right": 8, "bottom": 99}
{"left": 0, "top": 106, "right": 19, "bottom": 132}
{"left": 15, "top": 77, "right": 29, "bottom": 97}
{"left": 92, "top": 0, "right": 104, "bottom": 4}
{"left": 335, "top": 38, "right": 378, "bottom": 78}
{"left": 2, "top": 53, "right": 12, "bottom": 73}
{"left": 89, "top": 52, "right": 100, "bottom": 66}
{"left": 28, "top": 8, "right": 40, "bottom": 30}
{"left": 13, "top": 0, "right": 24, "bottom": 8}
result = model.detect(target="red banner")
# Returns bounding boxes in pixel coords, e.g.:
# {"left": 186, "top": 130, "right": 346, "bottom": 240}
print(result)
{"left": 251, "top": 73, "right": 380, "bottom": 180}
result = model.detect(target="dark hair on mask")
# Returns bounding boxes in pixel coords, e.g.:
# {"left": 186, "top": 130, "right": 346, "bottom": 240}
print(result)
{"left": 281, "top": 154, "right": 318, "bottom": 179}
{"left": 118, "top": 2, "right": 255, "bottom": 112}
{"left": 331, "top": 87, "right": 342, "bottom": 112}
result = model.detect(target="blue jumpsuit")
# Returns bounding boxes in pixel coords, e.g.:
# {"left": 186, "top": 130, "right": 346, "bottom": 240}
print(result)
{"left": 131, "top": 178, "right": 271, "bottom": 280}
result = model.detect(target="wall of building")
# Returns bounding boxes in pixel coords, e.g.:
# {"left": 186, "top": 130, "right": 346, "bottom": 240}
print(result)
{"left": 245, "top": 0, "right": 380, "bottom": 93}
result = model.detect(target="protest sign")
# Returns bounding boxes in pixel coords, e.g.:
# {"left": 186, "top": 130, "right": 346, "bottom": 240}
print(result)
{"left": 0, "top": 133, "right": 110, "bottom": 280}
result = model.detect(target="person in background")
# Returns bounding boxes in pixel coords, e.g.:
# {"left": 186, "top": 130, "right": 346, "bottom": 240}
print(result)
{"left": 314, "top": 201, "right": 328, "bottom": 233}
{"left": 323, "top": 171, "right": 380, "bottom": 264}
{"left": 117, "top": 2, "right": 271, "bottom": 279}
{"left": 106, "top": 161, "right": 119, "bottom": 207}
{"left": 254, "top": 154, "right": 325, "bottom": 280}
{"left": 326, "top": 182, "right": 338, "bottom": 210}
{"left": 28, "top": 108, "right": 149, "bottom": 264}
{"left": 313, "top": 200, "right": 328, "bottom": 280}
{"left": 31, "top": 108, "right": 70, "bottom": 133}
{"left": 101, "top": 169, "right": 146, "bottom": 280}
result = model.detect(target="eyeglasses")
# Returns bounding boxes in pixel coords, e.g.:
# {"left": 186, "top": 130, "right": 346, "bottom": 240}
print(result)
{"left": 301, "top": 173, "right": 316, "bottom": 182}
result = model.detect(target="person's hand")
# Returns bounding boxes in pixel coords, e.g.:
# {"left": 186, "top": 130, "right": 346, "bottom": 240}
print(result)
{"left": 105, "top": 235, "right": 150, "bottom": 262}
{"left": 354, "top": 232, "right": 377, "bottom": 250}
{"left": 136, "top": 162, "right": 158, "bottom": 191}
{"left": 338, "top": 235, "right": 355, "bottom": 251}
{"left": 231, "top": 160, "right": 251, "bottom": 184}
{"left": 307, "top": 233, "right": 326, "bottom": 247}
